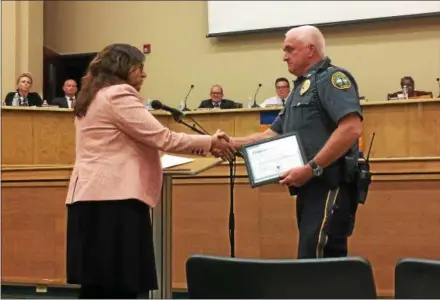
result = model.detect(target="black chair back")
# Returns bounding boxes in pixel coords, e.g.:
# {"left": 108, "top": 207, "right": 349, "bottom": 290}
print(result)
{"left": 186, "top": 255, "right": 377, "bottom": 299}
{"left": 395, "top": 258, "right": 440, "bottom": 299}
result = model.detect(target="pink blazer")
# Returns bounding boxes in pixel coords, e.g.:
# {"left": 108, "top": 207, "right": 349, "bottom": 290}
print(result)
{"left": 66, "top": 84, "right": 212, "bottom": 208}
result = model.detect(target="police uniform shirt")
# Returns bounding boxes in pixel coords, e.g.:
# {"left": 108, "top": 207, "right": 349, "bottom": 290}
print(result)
{"left": 270, "top": 57, "right": 363, "bottom": 162}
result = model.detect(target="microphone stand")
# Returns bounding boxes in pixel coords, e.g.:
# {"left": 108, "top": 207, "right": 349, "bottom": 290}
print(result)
{"left": 171, "top": 113, "right": 238, "bottom": 258}
{"left": 436, "top": 78, "right": 440, "bottom": 98}
{"left": 172, "top": 114, "right": 206, "bottom": 135}
{"left": 181, "top": 85, "right": 194, "bottom": 112}
{"left": 251, "top": 84, "right": 262, "bottom": 108}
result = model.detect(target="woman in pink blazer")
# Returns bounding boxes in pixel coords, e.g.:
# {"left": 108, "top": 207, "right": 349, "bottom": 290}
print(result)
{"left": 66, "top": 44, "right": 234, "bottom": 299}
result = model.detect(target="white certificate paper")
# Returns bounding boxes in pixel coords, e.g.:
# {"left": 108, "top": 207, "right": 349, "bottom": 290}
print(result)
{"left": 242, "top": 133, "right": 306, "bottom": 187}
{"left": 161, "top": 154, "right": 193, "bottom": 169}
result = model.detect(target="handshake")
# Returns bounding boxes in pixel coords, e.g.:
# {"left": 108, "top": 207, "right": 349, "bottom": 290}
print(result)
{"left": 209, "top": 129, "right": 238, "bottom": 161}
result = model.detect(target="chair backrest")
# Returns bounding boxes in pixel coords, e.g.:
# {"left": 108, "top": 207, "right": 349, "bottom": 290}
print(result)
{"left": 395, "top": 258, "right": 440, "bottom": 299}
{"left": 186, "top": 255, "right": 377, "bottom": 299}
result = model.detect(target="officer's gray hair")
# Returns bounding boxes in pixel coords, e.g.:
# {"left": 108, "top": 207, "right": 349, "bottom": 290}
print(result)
{"left": 285, "top": 25, "right": 326, "bottom": 58}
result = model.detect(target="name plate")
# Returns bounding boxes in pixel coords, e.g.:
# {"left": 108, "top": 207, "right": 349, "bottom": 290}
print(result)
{"left": 241, "top": 132, "right": 307, "bottom": 187}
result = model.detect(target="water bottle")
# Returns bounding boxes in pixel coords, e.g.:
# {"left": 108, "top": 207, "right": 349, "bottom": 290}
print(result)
{"left": 179, "top": 100, "right": 185, "bottom": 111}
{"left": 12, "top": 93, "right": 20, "bottom": 106}
{"left": 42, "top": 100, "right": 48, "bottom": 107}
{"left": 402, "top": 85, "right": 408, "bottom": 99}
{"left": 146, "top": 98, "right": 152, "bottom": 110}
{"left": 247, "top": 96, "right": 253, "bottom": 108}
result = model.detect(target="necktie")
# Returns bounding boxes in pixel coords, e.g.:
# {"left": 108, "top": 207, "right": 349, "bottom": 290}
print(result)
{"left": 282, "top": 99, "right": 285, "bottom": 106}
{"left": 22, "top": 96, "right": 29, "bottom": 106}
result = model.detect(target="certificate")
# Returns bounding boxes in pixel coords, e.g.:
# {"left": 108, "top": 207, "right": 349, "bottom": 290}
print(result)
{"left": 241, "top": 132, "right": 307, "bottom": 188}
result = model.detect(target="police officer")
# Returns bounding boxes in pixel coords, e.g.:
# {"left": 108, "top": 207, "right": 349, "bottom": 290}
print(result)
{"left": 221, "top": 25, "right": 363, "bottom": 259}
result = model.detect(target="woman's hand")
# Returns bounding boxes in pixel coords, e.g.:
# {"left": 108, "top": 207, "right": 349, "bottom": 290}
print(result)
{"left": 210, "top": 129, "right": 236, "bottom": 161}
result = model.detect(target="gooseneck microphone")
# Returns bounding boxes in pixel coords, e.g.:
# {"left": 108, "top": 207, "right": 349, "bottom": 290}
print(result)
{"left": 436, "top": 78, "right": 440, "bottom": 98}
{"left": 151, "top": 100, "right": 185, "bottom": 122}
{"left": 181, "top": 84, "right": 194, "bottom": 111}
{"left": 251, "top": 83, "right": 262, "bottom": 108}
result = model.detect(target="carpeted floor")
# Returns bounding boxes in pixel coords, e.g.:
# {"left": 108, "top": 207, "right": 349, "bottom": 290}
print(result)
{"left": 1, "top": 285, "right": 188, "bottom": 299}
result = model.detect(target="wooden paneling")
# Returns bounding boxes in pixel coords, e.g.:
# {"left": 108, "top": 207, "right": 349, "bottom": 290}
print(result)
{"left": 1, "top": 181, "right": 68, "bottom": 285}
{"left": 2, "top": 99, "right": 440, "bottom": 165}
{"left": 1, "top": 110, "right": 36, "bottom": 164}
{"left": 1, "top": 108, "right": 75, "bottom": 165}
{"left": 361, "top": 99, "right": 440, "bottom": 157}
{"left": 172, "top": 180, "right": 440, "bottom": 297}
{"left": 2, "top": 164, "right": 440, "bottom": 297}
{"left": 2, "top": 98, "right": 440, "bottom": 296}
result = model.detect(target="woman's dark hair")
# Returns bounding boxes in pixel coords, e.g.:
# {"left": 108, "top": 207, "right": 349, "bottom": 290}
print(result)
{"left": 75, "top": 43, "right": 145, "bottom": 118}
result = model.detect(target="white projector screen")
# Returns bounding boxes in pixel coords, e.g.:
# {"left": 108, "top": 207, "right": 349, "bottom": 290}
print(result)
{"left": 207, "top": 1, "right": 440, "bottom": 36}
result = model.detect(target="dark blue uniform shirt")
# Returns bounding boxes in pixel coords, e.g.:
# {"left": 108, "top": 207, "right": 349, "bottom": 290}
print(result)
{"left": 270, "top": 57, "right": 363, "bottom": 187}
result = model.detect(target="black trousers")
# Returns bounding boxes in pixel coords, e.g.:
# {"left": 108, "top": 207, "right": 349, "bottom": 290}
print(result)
{"left": 296, "top": 180, "right": 358, "bottom": 259}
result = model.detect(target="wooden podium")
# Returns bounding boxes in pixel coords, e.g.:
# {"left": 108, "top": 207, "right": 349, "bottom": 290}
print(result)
{"left": 0, "top": 157, "right": 222, "bottom": 297}
{"left": 151, "top": 156, "right": 223, "bottom": 299}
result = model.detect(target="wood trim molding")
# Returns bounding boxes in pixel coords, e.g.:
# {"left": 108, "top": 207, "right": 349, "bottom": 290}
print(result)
{"left": 1, "top": 167, "right": 72, "bottom": 182}
{"left": 2, "top": 157, "right": 440, "bottom": 182}
{"left": 2, "top": 98, "right": 440, "bottom": 114}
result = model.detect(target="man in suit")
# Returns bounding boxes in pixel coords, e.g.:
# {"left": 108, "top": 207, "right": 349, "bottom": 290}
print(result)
{"left": 198, "top": 85, "right": 238, "bottom": 109}
{"left": 52, "top": 79, "right": 78, "bottom": 108}
{"left": 260, "top": 77, "right": 291, "bottom": 107}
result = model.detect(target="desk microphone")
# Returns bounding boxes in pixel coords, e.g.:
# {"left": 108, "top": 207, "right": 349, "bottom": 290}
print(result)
{"left": 151, "top": 100, "right": 185, "bottom": 122}
{"left": 251, "top": 83, "right": 262, "bottom": 108}
{"left": 436, "top": 78, "right": 440, "bottom": 98}
{"left": 180, "top": 84, "right": 194, "bottom": 111}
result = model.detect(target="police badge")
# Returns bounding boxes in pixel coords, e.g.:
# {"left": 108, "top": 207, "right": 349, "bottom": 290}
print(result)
{"left": 300, "top": 79, "right": 311, "bottom": 96}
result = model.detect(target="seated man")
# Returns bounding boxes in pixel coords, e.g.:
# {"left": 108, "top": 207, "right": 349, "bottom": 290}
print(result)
{"left": 198, "top": 85, "right": 238, "bottom": 109}
{"left": 388, "top": 76, "right": 433, "bottom": 100}
{"left": 52, "top": 79, "right": 78, "bottom": 108}
{"left": 260, "top": 77, "right": 291, "bottom": 107}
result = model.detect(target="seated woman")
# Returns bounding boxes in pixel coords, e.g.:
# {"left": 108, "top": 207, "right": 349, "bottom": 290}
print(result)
{"left": 3, "top": 72, "right": 43, "bottom": 107}
{"left": 388, "top": 76, "right": 433, "bottom": 100}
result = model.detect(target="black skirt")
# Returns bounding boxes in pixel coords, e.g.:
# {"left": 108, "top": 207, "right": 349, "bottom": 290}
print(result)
{"left": 66, "top": 199, "right": 158, "bottom": 293}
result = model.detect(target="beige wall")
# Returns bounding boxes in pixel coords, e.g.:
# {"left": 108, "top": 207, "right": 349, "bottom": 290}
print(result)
{"left": 1, "top": 1, "right": 44, "bottom": 101}
{"left": 44, "top": 1, "right": 440, "bottom": 107}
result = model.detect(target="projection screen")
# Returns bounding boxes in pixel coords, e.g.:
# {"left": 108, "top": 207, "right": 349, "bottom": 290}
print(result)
{"left": 207, "top": 1, "right": 440, "bottom": 37}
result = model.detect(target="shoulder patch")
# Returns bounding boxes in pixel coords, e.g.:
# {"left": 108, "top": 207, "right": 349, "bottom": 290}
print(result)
{"left": 331, "top": 71, "right": 351, "bottom": 90}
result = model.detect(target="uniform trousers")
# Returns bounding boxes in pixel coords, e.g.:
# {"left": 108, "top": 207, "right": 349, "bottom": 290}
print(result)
{"left": 295, "top": 179, "right": 358, "bottom": 259}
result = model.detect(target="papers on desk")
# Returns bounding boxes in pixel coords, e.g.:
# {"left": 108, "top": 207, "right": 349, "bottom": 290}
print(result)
{"left": 160, "top": 154, "right": 193, "bottom": 169}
